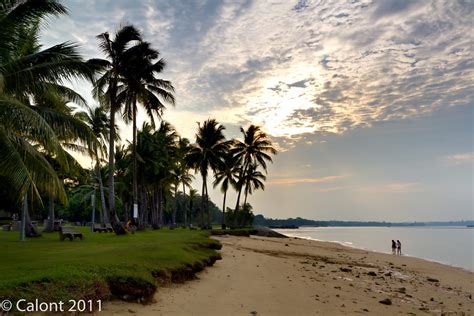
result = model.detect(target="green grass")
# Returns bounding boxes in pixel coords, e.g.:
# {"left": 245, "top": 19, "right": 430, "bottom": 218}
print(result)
{"left": 0, "top": 227, "right": 221, "bottom": 303}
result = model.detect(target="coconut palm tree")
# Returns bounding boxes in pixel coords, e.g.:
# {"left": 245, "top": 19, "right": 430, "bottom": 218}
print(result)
{"left": 213, "top": 152, "right": 239, "bottom": 229}
{"left": 233, "top": 125, "right": 276, "bottom": 213}
{"left": 90, "top": 25, "right": 143, "bottom": 234}
{"left": 187, "top": 119, "right": 230, "bottom": 228}
{"left": 242, "top": 163, "right": 266, "bottom": 205}
{"left": 79, "top": 105, "right": 120, "bottom": 224}
{"left": 175, "top": 137, "right": 193, "bottom": 226}
{"left": 118, "top": 41, "right": 175, "bottom": 223}
{"left": 0, "top": 0, "right": 96, "bottom": 239}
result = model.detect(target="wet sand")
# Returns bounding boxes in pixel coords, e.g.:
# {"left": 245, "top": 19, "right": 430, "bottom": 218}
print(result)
{"left": 104, "top": 235, "right": 473, "bottom": 315}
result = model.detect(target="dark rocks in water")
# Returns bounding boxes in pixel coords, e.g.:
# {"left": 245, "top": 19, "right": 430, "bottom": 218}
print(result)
{"left": 269, "top": 225, "right": 299, "bottom": 229}
{"left": 340, "top": 267, "right": 352, "bottom": 272}
{"left": 367, "top": 271, "right": 377, "bottom": 277}
{"left": 379, "top": 298, "right": 392, "bottom": 305}
{"left": 427, "top": 277, "right": 439, "bottom": 282}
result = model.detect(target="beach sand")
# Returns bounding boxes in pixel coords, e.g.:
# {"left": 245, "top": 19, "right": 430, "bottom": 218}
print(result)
{"left": 104, "top": 235, "right": 473, "bottom": 315}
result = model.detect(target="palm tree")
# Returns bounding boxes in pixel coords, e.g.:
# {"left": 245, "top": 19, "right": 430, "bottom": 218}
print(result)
{"left": 233, "top": 125, "right": 276, "bottom": 213}
{"left": 242, "top": 163, "right": 266, "bottom": 205}
{"left": 175, "top": 137, "right": 193, "bottom": 227}
{"left": 0, "top": 0, "right": 95, "bottom": 239}
{"left": 118, "top": 41, "right": 175, "bottom": 224}
{"left": 90, "top": 25, "right": 142, "bottom": 234}
{"left": 188, "top": 188, "right": 198, "bottom": 225}
{"left": 213, "top": 152, "right": 239, "bottom": 229}
{"left": 187, "top": 119, "right": 230, "bottom": 228}
{"left": 80, "top": 105, "right": 119, "bottom": 224}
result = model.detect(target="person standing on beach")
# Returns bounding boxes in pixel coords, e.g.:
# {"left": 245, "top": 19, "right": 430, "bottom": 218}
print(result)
{"left": 391, "top": 240, "right": 396, "bottom": 254}
{"left": 396, "top": 240, "right": 402, "bottom": 255}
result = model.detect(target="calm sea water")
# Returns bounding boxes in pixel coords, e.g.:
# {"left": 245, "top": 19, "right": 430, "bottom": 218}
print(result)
{"left": 275, "top": 226, "right": 474, "bottom": 271}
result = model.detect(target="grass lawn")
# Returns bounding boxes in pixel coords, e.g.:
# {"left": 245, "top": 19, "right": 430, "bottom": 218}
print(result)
{"left": 0, "top": 227, "right": 221, "bottom": 303}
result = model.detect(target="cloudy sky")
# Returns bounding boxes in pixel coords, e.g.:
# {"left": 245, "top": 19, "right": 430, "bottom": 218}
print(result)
{"left": 42, "top": 0, "right": 473, "bottom": 221}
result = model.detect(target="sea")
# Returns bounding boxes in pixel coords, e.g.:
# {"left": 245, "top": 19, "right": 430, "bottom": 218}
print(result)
{"left": 275, "top": 226, "right": 474, "bottom": 272}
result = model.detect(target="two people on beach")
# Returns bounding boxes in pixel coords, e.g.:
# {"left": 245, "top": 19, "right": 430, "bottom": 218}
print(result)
{"left": 391, "top": 240, "right": 402, "bottom": 255}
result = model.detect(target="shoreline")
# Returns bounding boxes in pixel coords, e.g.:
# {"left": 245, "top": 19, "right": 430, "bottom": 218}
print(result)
{"left": 104, "top": 234, "right": 473, "bottom": 315}
{"left": 278, "top": 233, "right": 473, "bottom": 274}
{"left": 275, "top": 227, "right": 474, "bottom": 273}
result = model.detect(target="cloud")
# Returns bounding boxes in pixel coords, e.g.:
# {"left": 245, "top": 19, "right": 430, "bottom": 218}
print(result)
{"left": 443, "top": 152, "right": 474, "bottom": 165}
{"left": 266, "top": 175, "right": 347, "bottom": 186}
{"left": 360, "top": 182, "right": 422, "bottom": 193}
{"left": 42, "top": 1, "right": 473, "bottom": 146}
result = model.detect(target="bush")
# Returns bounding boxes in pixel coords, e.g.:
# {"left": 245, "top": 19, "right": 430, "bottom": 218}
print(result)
{"left": 225, "top": 203, "right": 254, "bottom": 228}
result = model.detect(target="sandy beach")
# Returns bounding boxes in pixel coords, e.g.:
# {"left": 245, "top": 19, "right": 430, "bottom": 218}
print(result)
{"left": 104, "top": 235, "right": 473, "bottom": 315}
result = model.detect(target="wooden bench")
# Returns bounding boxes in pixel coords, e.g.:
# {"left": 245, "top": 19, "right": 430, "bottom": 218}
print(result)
{"left": 92, "top": 223, "right": 107, "bottom": 233}
{"left": 105, "top": 223, "right": 114, "bottom": 232}
{"left": 59, "top": 227, "right": 84, "bottom": 241}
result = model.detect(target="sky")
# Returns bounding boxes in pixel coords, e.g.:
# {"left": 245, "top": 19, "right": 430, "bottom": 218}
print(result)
{"left": 41, "top": 0, "right": 473, "bottom": 221}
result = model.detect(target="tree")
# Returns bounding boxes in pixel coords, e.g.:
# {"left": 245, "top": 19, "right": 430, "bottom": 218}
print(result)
{"left": 80, "top": 105, "right": 119, "bottom": 224}
{"left": 118, "top": 40, "right": 175, "bottom": 224}
{"left": 0, "top": 0, "right": 95, "bottom": 239}
{"left": 175, "top": 137, "right": 193, "bottom": 227}
{"left": 232, "top": 125, "right": 276, "bottom": 213}
{"left": 213, "top": 152, "right": 238, "bottom": 229}
{"left": 91, "top": 25, "right": 143, "bottom": 234}
{"left": 242, "top": 163, "right": 266, "bottom": 205}
{"left": 187, "top": 119, "right": 230, "bottom": 228}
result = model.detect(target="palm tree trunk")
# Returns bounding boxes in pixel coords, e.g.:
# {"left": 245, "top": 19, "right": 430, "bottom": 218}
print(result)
{"left": 132, "top": 96, "right": 138, "bottom": 220}
{"left": 244, "top": 188, "right": 248, "bottom": 205}
{"left": 221, "top": 189, "right": 227, "bottom": 229}
{"left": 20, "top": 193, "right": 27, "bottom": 241}
{"left": 189, "top": 192, "right": 193, "bottom": 226}
{"left": 159, "top": 186, "right": 164, "bottom": 227}
{"left": 200, "top": 175, "right": 205, "bottom": 228}
{"left": 234, "top": 160, "right": 249, "bottom": 227}
{"left": 43, "top": 195, "right": 55, "bottom": 232}
{"left": 172, "top": 185, "right": 178, "bottom": 227}
{"left": 183, "top": 183, "right": 187, "bottom": 227}
{"left": 108, "top": 106, "right": 123, "bottom": 231}
{"left": 95, "top": 161, "right": 108, "bottom": 224}
{"left": 234, "top": 160, "right": 249, "bottom": 211}
{"left": 205, "top": 180, "right": 211, "bottom": 229}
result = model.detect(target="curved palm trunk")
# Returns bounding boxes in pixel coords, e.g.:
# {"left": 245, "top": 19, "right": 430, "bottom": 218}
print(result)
{"left": 95, "top": 161, "right": 108, "bottom": 224}
{"left": 244, "top": 188, "right": 249, "bottom": 205}
{"left": 132, "top": 97, "right": 138, "bottom": 220}
{"left": 20, "top": 193, "right": 39, "bottom": 239}
{"left": 221, "top": 189, "right": 227, "bottom": 229}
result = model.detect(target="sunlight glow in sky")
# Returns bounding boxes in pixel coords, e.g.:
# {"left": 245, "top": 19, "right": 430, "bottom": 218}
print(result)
{"left": 43, "top": 0, "right": 473, "bottom": 221}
